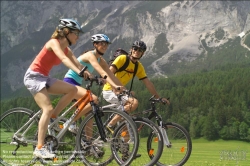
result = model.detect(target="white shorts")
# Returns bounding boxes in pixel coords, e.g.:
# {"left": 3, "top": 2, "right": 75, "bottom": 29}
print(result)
{"left": 23, "top": 68, "right": 57, "bottom": 95}
{"left": 102, "top": 90, "right": 129, "bottom": 105}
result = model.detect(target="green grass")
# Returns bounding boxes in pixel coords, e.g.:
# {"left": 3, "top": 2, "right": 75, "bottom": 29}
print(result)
{"left": 67, "top": 138, "right": 250, "bottom": 166}
{"left": 1, "top": 137, "right": 249, "bottom": 165}
{"left": 185, "top": 138, "right": 249, "bottom": 166}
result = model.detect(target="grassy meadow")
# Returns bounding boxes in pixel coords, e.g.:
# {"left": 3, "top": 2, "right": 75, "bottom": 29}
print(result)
{"left": 104, "top": 138, "right": 250, "bottom": 166}
{"left": 0, "top": 136, "right": 249, "bottom": 166}
{"left": 184, "top": 138, "right": 249, "bottom": 166}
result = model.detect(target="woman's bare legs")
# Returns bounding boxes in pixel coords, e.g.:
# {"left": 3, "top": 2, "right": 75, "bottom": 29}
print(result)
{"left": 34, "top": 80, "right": 77, "bottom": 147}
{"left": 34, "top": 88, "right": 54, "bottom": 147}
{"left": 47, "top": 80, "right": 78, "bottom": 117}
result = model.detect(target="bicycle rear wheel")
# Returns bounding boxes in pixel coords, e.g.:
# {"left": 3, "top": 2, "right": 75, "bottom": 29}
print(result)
{"left": 117, "top": 117, "right": 164, "bottom": 166}
{"left": 76, "top": 109, "right": 139, "bottom": 166}
{"left": 0, "top": 107, "right": 39, "bottom": 165}
{"left": 150, "top": 122, "right": 192, "bottom": 166}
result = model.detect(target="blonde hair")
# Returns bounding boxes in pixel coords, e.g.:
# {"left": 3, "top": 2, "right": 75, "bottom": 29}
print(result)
{"left": 51, "top": 27, "right": 71, "bottom": 39}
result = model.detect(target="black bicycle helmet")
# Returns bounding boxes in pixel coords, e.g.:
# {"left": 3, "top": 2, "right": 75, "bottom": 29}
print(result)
{"left": 58, "top": 18, "right": 84, "bottom": 33}
{"left": 132, "top": 40, "right": 147, "bottom": 52}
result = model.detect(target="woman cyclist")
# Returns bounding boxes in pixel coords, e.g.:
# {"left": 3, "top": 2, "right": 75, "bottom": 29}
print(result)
{"left": 63, "top": 34, "right": 124, "bottom": 136}
{"left": 23, "top": 18, "right": 90, "bottom": 159}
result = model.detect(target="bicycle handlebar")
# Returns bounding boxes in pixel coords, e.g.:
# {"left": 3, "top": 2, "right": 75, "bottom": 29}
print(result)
{"left": 149, "top": 95, "right": 170, "bottom": 105}
{"left": 116, "top": 89, "right": 133, "bottom": 98}
{"left": 85, "top": 75, "right": 107, "bottom": 89}
{"left": 79, "top": 66, "right": 88, "bottom": 77}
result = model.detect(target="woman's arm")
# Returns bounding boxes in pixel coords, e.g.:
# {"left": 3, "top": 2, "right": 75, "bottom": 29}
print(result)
{"left": 48, "top": 39, "right": 81, "bottom": 74}
{"left": 81, "top": 53, "right": 122, "bottom": 88}
{"left": 66, "top": 48, "right": 91, "bottom": 79}
{"left": 100, "top": 57, "right": 123, "bottom": 86}
{"left": 66, "top": 48, "right": 83, "bottom": 69}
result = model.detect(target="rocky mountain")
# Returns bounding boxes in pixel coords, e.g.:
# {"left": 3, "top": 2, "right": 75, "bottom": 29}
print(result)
{"left": 1, "top": 1, "right": 250, "bottom": 99}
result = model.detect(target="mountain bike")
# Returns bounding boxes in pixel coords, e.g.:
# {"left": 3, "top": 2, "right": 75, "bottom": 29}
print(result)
{"left": 100, "top": 90, "right": 164, "bottom": 166}
{"left": 143, "top": 95, "right": 192, "bottom": 166}
{"left": 0, "top": 67, "right": 139, "bottom": 166}
{"left": 74, "top": 76, "right": 139, "bottom": 166}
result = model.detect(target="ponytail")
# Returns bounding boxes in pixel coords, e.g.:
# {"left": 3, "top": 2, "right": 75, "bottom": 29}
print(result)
{"left": 51, "top": 27, "right": 71, "bottom": 39}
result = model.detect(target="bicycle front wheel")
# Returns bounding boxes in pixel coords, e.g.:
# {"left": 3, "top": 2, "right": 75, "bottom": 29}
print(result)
{"left": 117, "top": 116, "right": 164, "bottom": 166}
{"left": 76, "top": 109, "right": 139, "bottom": 166}
{"left": 151, "top": 122, "right": 192, "bottom": 166}
{"left": 0, "top": 107, "right": 39, "bottom": 165}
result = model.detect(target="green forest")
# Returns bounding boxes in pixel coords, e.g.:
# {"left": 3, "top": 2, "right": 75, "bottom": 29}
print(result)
{"left": 1, "top": 62, "right": 249, "bottom": 142}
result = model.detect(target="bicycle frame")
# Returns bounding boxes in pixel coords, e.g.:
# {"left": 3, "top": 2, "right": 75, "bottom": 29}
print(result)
{"left": 11, "top": 81, "right": 100, "bottom": 151}
{"left": 10, "top": 93, "right": 91, "bottom": 147}
{"left": 13, "top": 110, "right": 41, "bottom": 145}
{"left": 50, "top": 80, "right": 108, "bottom": 142}
{"left": 50, "top": 92, "right": 91, "bottom": 140}
{"left": 101, "top": 94, "right": 135, "bottom": 138}
{"left": 144, "top": 101, "right": 172, "bottom": 146}
{"left": 101, "top": 95, "right": 172, "bottom": 147}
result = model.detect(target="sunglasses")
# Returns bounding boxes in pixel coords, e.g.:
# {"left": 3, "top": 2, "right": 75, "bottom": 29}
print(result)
{"left": 70, "top": 31, "right": 80, "bottom": 37}
{"left": 133, "top": 47, "right": 144, "bottom": 53}
{"left": 99, "top": 42, "right": 109, "bottom": 47}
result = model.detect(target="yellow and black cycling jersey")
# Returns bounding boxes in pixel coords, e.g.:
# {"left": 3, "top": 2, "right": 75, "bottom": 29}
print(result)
{"left": 103, "top": 54, "right": 147, "bottom": 91}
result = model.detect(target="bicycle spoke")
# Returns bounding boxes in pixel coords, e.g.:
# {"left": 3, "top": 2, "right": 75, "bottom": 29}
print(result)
{"left": 0, "top": 108, "right": 38, "bottom": 165}
{"left": 156, "top": 123, "right": 192, "bottom": 166}
{"left": 125, "top": 117, "right": 164, "bottom": 166}
{"left": 76, "top": 109, "right": 139, "bottom": 166}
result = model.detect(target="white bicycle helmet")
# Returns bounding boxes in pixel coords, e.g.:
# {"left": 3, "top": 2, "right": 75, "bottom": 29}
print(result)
{"left": 58, "top": 18, "right": 84, "bottom": 33}
{"left": 91, "top": 34, "right": 111, "bottom": 44}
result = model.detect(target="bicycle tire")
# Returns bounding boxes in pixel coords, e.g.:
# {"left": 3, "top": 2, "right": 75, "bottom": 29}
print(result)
{"left": 0, "top": 107, "right": 39, "bottom": 166}
{"left": 148, "top": 122, "right": 192, "bottom": 166}
{"left": 116, "top": 116, "right": 164, "bottom": 166}
{"left": 76, "top": 109, "right": 139, "bottom": 166}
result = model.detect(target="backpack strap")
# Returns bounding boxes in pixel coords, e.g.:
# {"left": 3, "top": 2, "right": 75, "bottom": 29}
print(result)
{"left": 117, "top": 55, "right": 130, "bottom": 72}
{"left": 115, "top": 54, "right": 138, "bottom": 92}
{"left": 129, "top": 61, "right": 138, "bottom": 92}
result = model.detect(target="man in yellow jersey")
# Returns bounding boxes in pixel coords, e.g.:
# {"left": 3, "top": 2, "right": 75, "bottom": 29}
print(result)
{"left": 103, "top": 40, "right": 170, "bottom": 128}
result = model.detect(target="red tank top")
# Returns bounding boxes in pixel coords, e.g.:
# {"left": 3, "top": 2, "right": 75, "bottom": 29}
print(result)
{"left": 30, "top": 40, "right": 68, "bottom": 76}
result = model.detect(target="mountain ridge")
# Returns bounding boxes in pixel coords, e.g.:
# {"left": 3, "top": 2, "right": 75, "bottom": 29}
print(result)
{"left": 1, "top": 1, "right": 250, "bottom": 99}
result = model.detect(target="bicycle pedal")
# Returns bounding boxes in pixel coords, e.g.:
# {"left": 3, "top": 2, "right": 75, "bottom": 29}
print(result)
{"left": 10, "top": 141, "right": 18, "bottom": 145}
{"left": 13, "top": 135, "right": 28, "bottom": 146}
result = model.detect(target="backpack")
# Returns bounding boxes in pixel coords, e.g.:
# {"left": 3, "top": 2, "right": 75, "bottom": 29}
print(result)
{"left": 109, "top": 48, "right": 138, "bottom": 91}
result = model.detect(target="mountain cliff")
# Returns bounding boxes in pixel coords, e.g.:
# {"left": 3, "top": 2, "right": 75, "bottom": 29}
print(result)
{"left": 1, "top": 1, "right": 250, "bottom": 98}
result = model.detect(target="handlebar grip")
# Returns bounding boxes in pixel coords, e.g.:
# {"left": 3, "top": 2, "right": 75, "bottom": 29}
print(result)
{"left": 162, "top": 100, "right": 166, "bottom": 105}
{"left": 161, "top": 97, "right": 170, "bottom": 105}
{"left": 103, "top": 75, "right": 107, "bottom": 79}
{"left": 79, "top": 66, "right": 88, "bottom": 77}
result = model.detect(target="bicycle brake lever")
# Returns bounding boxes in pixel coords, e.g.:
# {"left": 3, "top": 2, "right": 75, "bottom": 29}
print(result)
{"left": 149, "top": 95, "right": 156, "bottom": 101}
